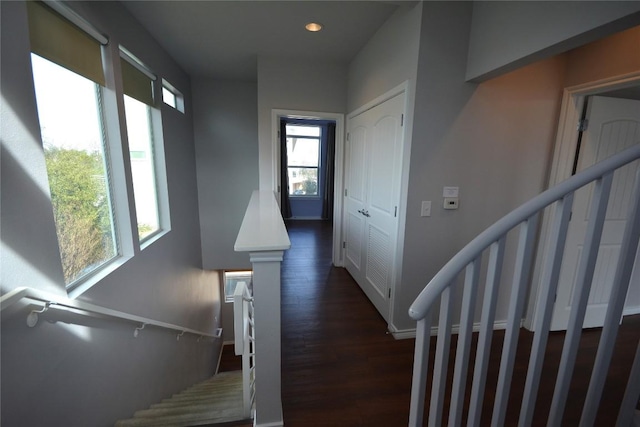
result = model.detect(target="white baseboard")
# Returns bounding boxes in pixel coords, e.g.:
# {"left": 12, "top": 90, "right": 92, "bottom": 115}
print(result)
{"left": 287, "top": 216, "right": 324, "bottom": 220}
{"left": 389, "top": 320, "right": 510, "bottom": 340}
{"left": 254, "top": 420, "right": 284, "bottom": 427}
{"left": 623, "top": 306, "right": 640, "bottom": 316}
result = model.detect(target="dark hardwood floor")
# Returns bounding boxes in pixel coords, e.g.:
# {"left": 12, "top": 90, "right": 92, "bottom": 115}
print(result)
{"left": 219, "top": 220, "right": 640, "bottom": 426}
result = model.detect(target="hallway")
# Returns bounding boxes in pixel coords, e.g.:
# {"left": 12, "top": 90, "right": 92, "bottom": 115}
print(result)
{"left": 280, "top": 220, "right": 414, "bottom": 425}
{"left": 222, "top": 220, "right": 640, "bottom": 426}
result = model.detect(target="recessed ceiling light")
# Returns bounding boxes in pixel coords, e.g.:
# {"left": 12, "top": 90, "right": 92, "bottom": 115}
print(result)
{"left": 305, "top": 22, "right": 323, "bottom": 32}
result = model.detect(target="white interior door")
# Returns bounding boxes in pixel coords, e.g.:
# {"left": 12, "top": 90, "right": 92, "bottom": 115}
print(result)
{"left": 344, "top": 113, "right": 368, "bottom": 287}
{"left": 344, "top": 93, "right": 404, "bottom": 322}
{"left": 551, "top": 96, "right": 640, "bottom": 330}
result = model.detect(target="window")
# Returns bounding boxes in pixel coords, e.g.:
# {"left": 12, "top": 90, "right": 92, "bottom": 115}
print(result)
{"left": 224, "top": 271, "right": 253, "bottom": 303}
{"left": 286, "top": 124, "right": 321, "bottom": 196}
{"left": 161, "top": 79, "right": 184, "bottom": 113}
{"left": 27, "top": 2, "right": 172, "bottom": 293}
{"left": 121, "top": 52, "right": 161, "bottom": 241}
{"left": 29, "top": 1, "right": 117, "bottom": 287}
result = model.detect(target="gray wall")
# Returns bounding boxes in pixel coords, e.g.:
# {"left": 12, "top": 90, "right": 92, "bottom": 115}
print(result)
{"left": 347, "top": 2, "right": 422, "bottom": 112}
{"left": 397, "top": 1, "right": 566, "bottom": 331}
{"left": 466, "top": 1, "right": 640, "bottom": 81}
{"left": 193, "top": 79, "right": 259, "bottom": 270}
{"left": 192, "top": 78, "right": 259, "bottom": 343}
{"left": 1, "top": 2, "right": 221, "bottom": 426}
{"left": 257, "top": 57, "right": 347, "bottom": 190}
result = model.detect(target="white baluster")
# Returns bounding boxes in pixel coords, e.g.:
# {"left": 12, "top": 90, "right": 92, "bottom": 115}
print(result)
{"left": 492, "top": 215, "right": 539, "bottom": 427}
{"left": 581, "top": 169, "right": 640, "bottom": 426}
{"left": 548, "top": 173, "right": 613, "bottom": 426}
{"left": 430, "top": 286, "right": 454, "bottom": 427}
{"left": 520, "top": 193, "right": 574, "bottom": 427}
{"left": 409, "top": 314, "right": 433, "bottom": 427}
{"left": 449, "top": 259, "right": 481, "bottom": 427}
{"left": 468, "top": 237, "right": 506, "bottom": 427}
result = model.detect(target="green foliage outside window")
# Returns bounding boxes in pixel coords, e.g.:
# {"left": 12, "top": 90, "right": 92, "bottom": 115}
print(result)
{"left": 44, "top": 147, "right": 115, "bottom": 283}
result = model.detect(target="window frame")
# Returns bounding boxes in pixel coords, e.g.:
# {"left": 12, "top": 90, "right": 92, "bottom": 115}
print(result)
{"left": 31, "top": 53, "right": 121, "bottom": 291}
{"left": 223, "top": 270, "right": 253, "bottom": 303}
{"left": 26, "top": 2, "right": 175, "bottom": 297}
{"left": 119, "top": 47, "right": 170, "bottom": 247}
{"left": 285, "top": 124, "right": 322, "bottom": 198}
{"left": 161, "top": 79, "right": 185, "bottom": 113}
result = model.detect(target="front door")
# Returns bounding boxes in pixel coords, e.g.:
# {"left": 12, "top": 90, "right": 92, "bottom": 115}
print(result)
{"left": 344, "top": 93, "right": 404, "bottom": 322}
{"left": 551, "top": 95, "right": 640, "bottom": 330}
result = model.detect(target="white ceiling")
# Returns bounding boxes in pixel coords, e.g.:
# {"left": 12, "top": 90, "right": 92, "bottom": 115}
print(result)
{"left": 122, "top": 1, "right": 407, "bottom": 81}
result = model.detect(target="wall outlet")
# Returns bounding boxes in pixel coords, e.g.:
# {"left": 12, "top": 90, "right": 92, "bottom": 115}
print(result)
{"left": 421, "top": 201, "right": 432, "bottom": 217}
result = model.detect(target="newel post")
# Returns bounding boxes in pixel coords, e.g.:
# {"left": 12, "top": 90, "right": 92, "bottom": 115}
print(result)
{"left": 235, "top": 191, "right": 290, "bottom": 427}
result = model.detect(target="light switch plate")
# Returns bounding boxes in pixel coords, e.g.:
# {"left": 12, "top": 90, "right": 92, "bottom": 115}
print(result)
{"left": 421, "top": 201, "right": 431, "bottom": 217}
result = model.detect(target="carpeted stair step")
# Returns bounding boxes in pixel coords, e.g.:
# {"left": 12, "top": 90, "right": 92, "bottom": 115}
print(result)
{"left": 115, "top": 371, "right": 250, "bottom": 427}
{"left": 152, "top": 393, "right": 241, "bottom": 408}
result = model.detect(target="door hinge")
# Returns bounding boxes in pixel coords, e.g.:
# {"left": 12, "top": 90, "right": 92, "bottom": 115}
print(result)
{"left": 342, "top": 241, "right": 346, "bottom": 249}
{"left": 577, "top": 119, "right": 589, "bottom": 132}
{"left": 388, "top": 288, "right": 392, "bottom": 299}
{"left": 394, "top": 206, "right": 397, "bottom": 217}
{"left": 277, "top": 130, "right": 280, "bottom": 138}
{"left": 278, "top": 185, "right": 281, "bottom": 193}
{"left": 347, "top": 132, "right": 350, "bottom": 141}
{"left": 345, "top": 189, "right": 348, "bottom": 197}
{"left": 401, "top": 114, "right": 404, "bottom": 126}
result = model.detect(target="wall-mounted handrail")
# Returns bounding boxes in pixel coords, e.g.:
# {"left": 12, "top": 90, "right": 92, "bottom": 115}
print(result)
{"left": 0, "top": 286, "right": 220, "bottom": 340}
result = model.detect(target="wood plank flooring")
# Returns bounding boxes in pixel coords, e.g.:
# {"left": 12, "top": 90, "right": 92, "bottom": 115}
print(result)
{"left": 219, "top": 220, "right": 640, "bottom": 426}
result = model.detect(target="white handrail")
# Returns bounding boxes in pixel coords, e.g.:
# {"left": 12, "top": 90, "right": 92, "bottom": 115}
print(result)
{"left": 409, "top": 143, "right": 640, "bottom": 320}
{"left": 407, "top": 142, "right": 640, "bottom": 427}
{"left": 0, "top": 286, "right": 220, "bottom": 339}
{"left": 234, "top": 191, "right": 291, "bottom": 252}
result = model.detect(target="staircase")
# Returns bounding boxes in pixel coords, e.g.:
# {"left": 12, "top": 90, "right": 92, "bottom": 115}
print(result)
{"left": 114, "top": 371, "right": 250, "bottom": 427}
{"left": 408, "top": 144, "right": 640, "bottom": 426}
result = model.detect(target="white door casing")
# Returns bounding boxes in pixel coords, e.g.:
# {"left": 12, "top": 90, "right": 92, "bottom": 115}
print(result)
{"left": 270, "top": 110, "right": 345, "bottom": 266}
{"left": 344, "top": 93, "right": 405, "bottom": 322}
{"left": 551, "top": 96, "right": 640, "bottom": 330}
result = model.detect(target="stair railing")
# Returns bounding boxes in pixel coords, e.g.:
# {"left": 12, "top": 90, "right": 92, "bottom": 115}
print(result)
{"left": 233, "top": 281, "right": 256, "bottom": 419}
{"left": 408, "top": 143, "right": 640, "bottom": 427}
{"left": 0, "top": 286, "right": 221, "bottom": 340}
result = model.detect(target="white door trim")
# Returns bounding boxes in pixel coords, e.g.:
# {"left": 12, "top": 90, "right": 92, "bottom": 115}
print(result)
{"left": 348, "top": 81, "right": 409, "bottom": 120}
{"left": 346, "top": 81, "right": 412, "bottom": 329}
{"left": 524, "top": 70, "right": 640, "bottom": 331}
{"left": 271, "top": 109, "right": 345, "bottom": 266}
